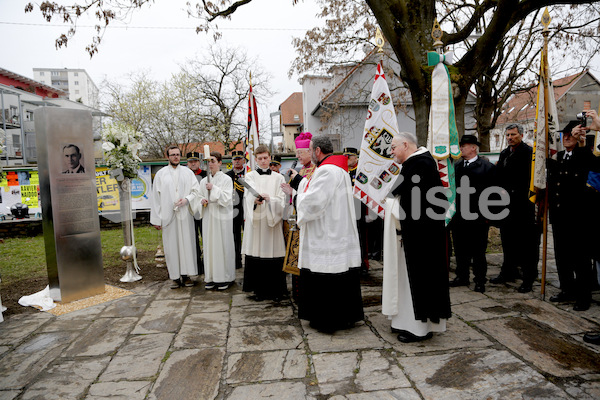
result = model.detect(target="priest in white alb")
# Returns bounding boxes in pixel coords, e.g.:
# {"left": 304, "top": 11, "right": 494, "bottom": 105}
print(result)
{"left": 198, "top": 151, "right": 236, "bottom": 290}
{"left": 151, "top": 145, "right": 202, "bottom": 289}
{"left": 242, "top": 145, "right": 287, "bottom": 301}
{"left": 291, "top": 135, "right": 364, "bottom": 333}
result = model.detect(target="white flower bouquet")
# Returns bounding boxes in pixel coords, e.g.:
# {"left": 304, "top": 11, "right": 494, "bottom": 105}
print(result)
{"left": 102, "top": 122, "right": 143, "bottom": 179}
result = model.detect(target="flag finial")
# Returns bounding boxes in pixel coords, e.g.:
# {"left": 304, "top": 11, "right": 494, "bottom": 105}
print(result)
{"left": 375, "top": 27, "right": 385, "bottom": 53}
{"left": 432, "top": 18, "right": 443, "bottom": 50}
{"left": 249, "top": 72, "right": 253, "bottom": 87}
{"left": 541, "top": 8, "right": 551, "bottom": 32}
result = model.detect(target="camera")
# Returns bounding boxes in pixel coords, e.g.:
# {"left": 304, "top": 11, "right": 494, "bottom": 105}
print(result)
{"left": 576, "top": 112, "right": 587, "bottom": 127}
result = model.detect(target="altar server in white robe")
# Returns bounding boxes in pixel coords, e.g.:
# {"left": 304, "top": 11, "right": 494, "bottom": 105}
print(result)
{"left": 151, "top": 145, "right": 201, "bottom": 289}
{"left": 242, "top": 145, "right": 287, "bottom": 301}
{"left": 198, "top": 151, "right": 236, "bottom": 290}
{"left": 292, "top": 135, "right": 364, "bottom": 333}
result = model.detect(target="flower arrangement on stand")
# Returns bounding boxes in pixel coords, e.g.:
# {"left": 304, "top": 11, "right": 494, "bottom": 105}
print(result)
{"left": 101, "top": 122, "right": 143, "bottom": 181}
{"left": 102, "top": 122, "right": 143, "bottom": 282}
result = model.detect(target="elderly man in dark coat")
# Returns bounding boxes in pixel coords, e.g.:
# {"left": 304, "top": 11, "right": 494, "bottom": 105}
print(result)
{"left": 449, "top": 135, "right": 497, "bottom": 293}
{"left": 383, "top": 132, "right": 451, "bottom": 343}
{"left": 491, "top": 123, "right": 541, "bottom": 293}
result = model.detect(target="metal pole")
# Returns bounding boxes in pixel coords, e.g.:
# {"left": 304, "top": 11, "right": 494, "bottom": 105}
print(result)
{"left": 540, "top": 9, "right": 551, "bottom": 300}
{"left": 1, "top": 89, "right": 7, "bottom": 166}
{"left": 18, "top": 93, "right": 27, "bottom": 164}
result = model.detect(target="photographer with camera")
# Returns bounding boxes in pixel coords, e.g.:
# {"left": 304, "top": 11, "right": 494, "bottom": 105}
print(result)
{"left": 547, "top": 110, "right": 600, "bottom": 312}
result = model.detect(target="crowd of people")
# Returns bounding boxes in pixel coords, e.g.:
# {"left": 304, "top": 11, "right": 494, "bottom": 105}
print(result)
{"left": 149, "top": 110, "right": 600, "bottom": 344}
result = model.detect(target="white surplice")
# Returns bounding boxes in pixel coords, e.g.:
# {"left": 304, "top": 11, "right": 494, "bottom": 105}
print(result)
{"left": 241, "top": 170, "right": 286, "bottom": 258}
{"left": 382, "top": 196, "right": 447, "bottom": 336}
{"left": 150, "top": 164, "right": 201, "bottom": 280}
{"left": 197, "top": 171, "right": 235, "bottom": 284}
{"left": 296, "top": 164, "right": 361, "bottom": 273}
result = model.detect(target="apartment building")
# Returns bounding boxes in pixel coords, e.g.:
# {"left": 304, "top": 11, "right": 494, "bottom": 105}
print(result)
{"left": 33, "top": 68, "right": 99, "bottom": 108}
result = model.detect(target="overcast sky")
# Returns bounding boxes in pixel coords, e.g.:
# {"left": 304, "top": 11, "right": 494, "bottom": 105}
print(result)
{"left": 2, "top": 1, "right": 600, "bottom": 134}
{"left": 1, "top": 0, "right": 322, "bottom": 135}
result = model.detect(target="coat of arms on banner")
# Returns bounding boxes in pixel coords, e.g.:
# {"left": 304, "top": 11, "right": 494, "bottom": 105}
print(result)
{"left": 368, "top": 128, "right": 394, "bottom": 160}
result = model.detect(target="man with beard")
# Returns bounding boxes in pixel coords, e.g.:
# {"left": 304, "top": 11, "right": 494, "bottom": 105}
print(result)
{"left": 382, "top": 132, "right": 451, "bottom": 343}
{"left": 151, "top": 145, "right": 201, "bottom": 288}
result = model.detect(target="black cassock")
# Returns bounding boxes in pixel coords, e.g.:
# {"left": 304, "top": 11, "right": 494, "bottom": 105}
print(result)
{"left": 392, "top": 151, "right": 452, "bottom": 323}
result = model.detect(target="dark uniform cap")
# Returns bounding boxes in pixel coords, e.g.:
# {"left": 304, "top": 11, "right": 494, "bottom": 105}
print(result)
{"left": 270, "top": 155, "right": 282, "bottom": 165}
{"left": 561, "top": 120, "right": 580, "bottom": 135}
{"left": 186, "top": 151, "right": 201, "bottom": 160}
{"left": 343, "top": 147, "right": 359, "bottom": 156}
{"left": 232, "top": 150, "right": 245, "bottom": 159}
{"left": 459, "top": 135, "right": 481, "bottom": 146}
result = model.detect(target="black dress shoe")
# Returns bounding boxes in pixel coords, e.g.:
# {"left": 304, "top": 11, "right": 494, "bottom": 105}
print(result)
{"left": 474, "top": 283, "right": 485, "bottom": 293}
{"left": 549, "top": 292, "right": 575, "bottom": 303}
{"left": 449, "top": 277, "right": 469, "bottom": 287}
{"left": 397, "top": 331, "right": 433, "bottom": 343}
{"left": 573, "top": 303, "right": 590, "bottom": 312}
{"left": 170, "top": 279, "right": 182, "bottom": 289}
{"left": 517, "top": 283, "right": 532, "bottom": 293}
{"left": 583, "top": 332, "right": 600, "bottom": 345}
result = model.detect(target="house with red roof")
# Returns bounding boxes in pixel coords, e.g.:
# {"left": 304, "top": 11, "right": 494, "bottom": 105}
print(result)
{"left": 491, "top": 70, "right": 600, "bottom": 151}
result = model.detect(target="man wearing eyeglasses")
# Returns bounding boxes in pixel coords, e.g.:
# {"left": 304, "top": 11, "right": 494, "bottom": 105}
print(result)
{"left": 151, "top": 145, "right": 202, "bottom": 289}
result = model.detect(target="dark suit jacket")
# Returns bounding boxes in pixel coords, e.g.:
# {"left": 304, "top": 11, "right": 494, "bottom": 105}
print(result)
{"left": 496, "top": 142, "right": 534, "bottom": 223}
{"left": 548, "top": 146, "right": 599, "bottom": 225}
{"left": 453, "top": 156, "right": 497, "bottom": 223}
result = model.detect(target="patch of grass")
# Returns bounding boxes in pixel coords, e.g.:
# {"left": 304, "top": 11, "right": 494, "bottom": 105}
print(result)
{"left": 0, "top": 225, "right": 162, "bottom": 285}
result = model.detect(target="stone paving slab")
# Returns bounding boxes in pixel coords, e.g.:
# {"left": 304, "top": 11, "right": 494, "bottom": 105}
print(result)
{"left": 228, "top": 324, "right": 303, "bottom": 352}
{"left": 368, "top": 312, "right": 491, "bottom": 355}
{"left": 226, "top": 349, "right": 307, "bottom": 383}
{"left": 37, "top": 318, "right": 92, "bottom": 333}
{"left": 131, "top": 299, "right": 189, "bottom": 334}
{"left": 356, "top": 350, "right": 411, "bottom": 392}
{"left": 55, "top": 304, "right": 108, "bottom": 320}
{"left": 173, "top": 312, "right": 228, "bottom": 349}
{"left": 147, "top": 348, "right": 224, "bottom": 400}
{"left": 448, "top": 287, "right": 488, "bottom": 305}
{"left": 451, "top": 297, "right": 518, "bottom": 322}
{"left": 63, "top": 317, "right": 137, "bottom": 357}
{"left": 400, "top": 349, "right": 569, "bottom": 399}
{"left": 0, "top": 391, "right": 20, "bottom": 400}
{"left": 314, "top": 351, "right": 361, "bottom": 395}
{"left": 329, "top": 390, "right": 421, "bottom": 400}
{"left": 20, "top": 356, "right": 110, "bottom": 400}
{"left": 229, "top": 303, "right": 295, "bottom": 327}
{"left": 154, "top": 283, "right": 193, "bottom": 300}
{"left": 227, "top": 381, "right": 314, "bottom": 400}
{"left": 86, "top": 381, "right": 151, "bottom": 400}
{"left": 188, "top": 297, "right": 230, "bottom": 314}
{"left": 0, "top": 313, "right": 52, "bottom": 346}
{"left": 499, "top": 298, "right": 599, "bottom": 334}
{"left": 0, "top": 331, "right": 77, "bottom": 389}
{"left": 303, "top": 321, "right": 384, "bottom": 353}
{"left": 98, "top": 295, "right": 152, "bottom": 318}
{"left": 477, "top": 317, "right": 600, "bottom": 377}
{"left": 99, "top": 332, "right": 173, "bottom": 381}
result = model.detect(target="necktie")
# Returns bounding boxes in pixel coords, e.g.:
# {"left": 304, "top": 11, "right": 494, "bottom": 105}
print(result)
{"left": 464, "top": 160, "right": 469, "bottom": 167}
{"left": 564, "top": 153, "right": 571, "bottom": 161}
{"left": 257, "top": 168, "right": 272, "bottom": 175}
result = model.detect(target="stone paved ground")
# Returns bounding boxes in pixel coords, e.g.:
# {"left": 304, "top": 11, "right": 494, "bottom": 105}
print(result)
{"left": 1, "top": 247, "right": 600, "bottom": 399}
